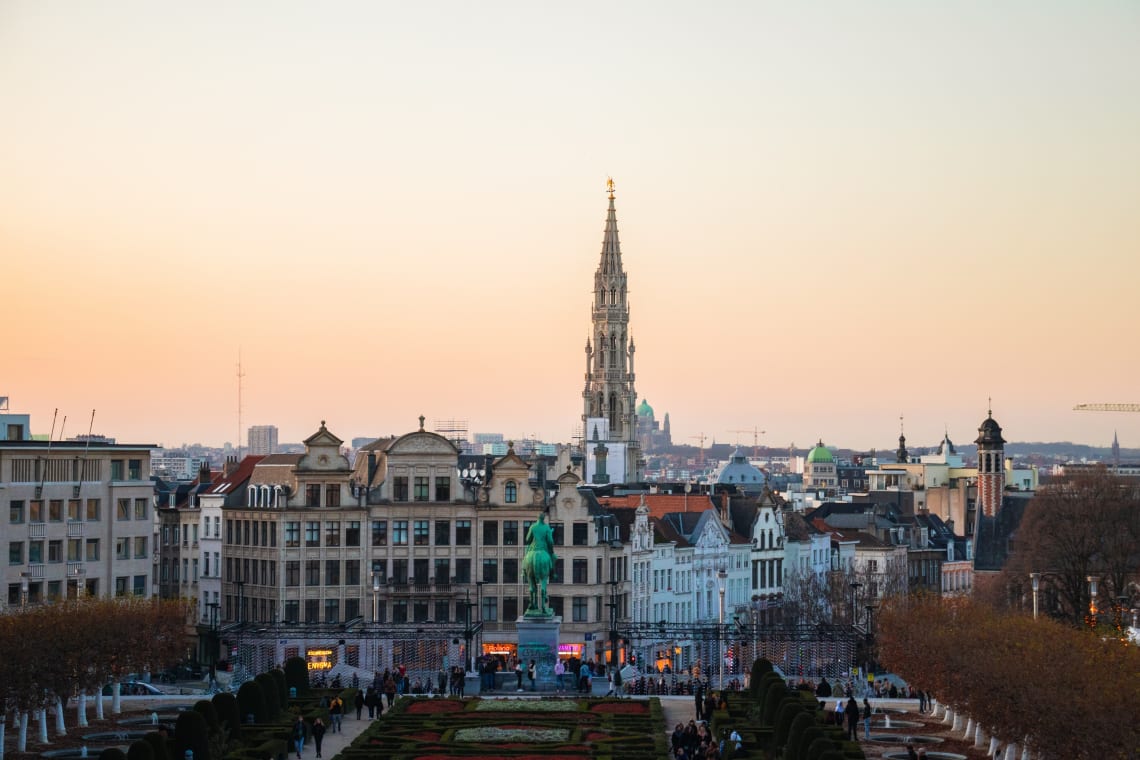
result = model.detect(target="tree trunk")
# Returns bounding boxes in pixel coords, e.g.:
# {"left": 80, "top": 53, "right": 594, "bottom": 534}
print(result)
{"left": 111, "top": 683, "right": 122, "bottom": 714}
{"left": 55, "top": 698, "right": 66, "bottom": 736}
{"left": 77, "top": 693, "right": 89, "bottom": 728}
{"left": 95, "top": 692, "right": 104, "bottom": 721}
{"left": 18, "top": 712, "right": 28, "bottom": 753}
{"left": 1, "top": 715, "right": 6, "bottom": 760}
{"left": 963, "top": 716, "right": 974, "bottom": 739}
{"left": 974, "top": 724, "right": 987, "bottom": 749}
{"left": 987, "top": 736, "right": 1000, "bottom": 757}
{"left": 37, "top": 709, "right": 48, "bottom": 745}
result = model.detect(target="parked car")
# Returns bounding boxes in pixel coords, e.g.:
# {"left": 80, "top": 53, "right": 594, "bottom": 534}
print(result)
{"left": 102, "top": 681, "right": 166, "bottom": 696}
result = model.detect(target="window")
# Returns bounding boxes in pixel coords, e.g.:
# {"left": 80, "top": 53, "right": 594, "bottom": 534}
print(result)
{"left": 454, "top": 558, "right": 471, "bottom": 584}
{"left": 393, "top": 476, "right": 409, "bottom": 501}
{"left": 502, "top": 596, "right": 518, "bottom": 621}
{"left": 115, "top": 538, "right": 129, "bottom": 560}
{"left": 549, "top": 595, "right": 563, "bottom": 617}
{"left": 413, "top": 477, "right": 429, "bottom": 501}
{"left": 483, "top": 521, "right": 498, "bottom": 546}
{"left": 573, "top": 558, "right": 588, "bottom": 584}
{"left": 134, "top": 498, "right": 148, "bottom": 520}
{"left": 392, "top": 600, "right": 408, "bottom": 623}
{"left": 305, "top": 560, "right": 320, "bottom": 586}
{"left": 128, "top": 459, "right": 142, "bottom": 480}
{"left": 503, "top": 521, "right": 519, "bottom": 546}
{"left": 9, "top": 501, "right": 23, "bottom": 524}
{"left": 305, "top": 599, "right": 319, "bottom": 624}
{"left": 345, "top": 561, "right": 360, "bottom": 586}
{"left": 110, "top": 460, "right": 124, "bottom": 481}
{"left": 284, "top": 600, "right": 299, "bottom": 623}
{"left": 325, "top": 485, "right": 340, "bottom": 507}
{"left": 481, "top": 597, "right": 498, "bottom": 622}
{"left": 134, "top": 536, "right": 147, "bottom": 558}
{"left": 68, "top": 500, "right": 81, "bottom": 521}
{"left": 434, "top": 520, "right": 450, "bottom": 546}
{"left": 551, "top": 522, "right": 564, "bottom": 546}
{"left": 573, "top": 596, "right": 589, "bottom": 622}
{"left": 392, "top": 521, "right": 408, "bottom": 546}
{"left": 85, "top": 539, "right": 99, "bottom": 561}
{"left": 505, "top": 481, "right": 517, "bottom": 503}
{"left": 391, "top": 559, "right": 408, "bottom": 584}
{"left": 306, "top": 484, "right": 321, "bottom": 507}
{"left": 49, "top": 500, "right": 63, "bottom": 522}
{"left": 345, "top": 521, "right": 360, "bottom": 547}
{"left": 455, "top": 520, "right": 471, "bottom": 546}
{"left": 285, "top": 522, "right": 300, "bottom": 548}
{"left": 133, "top": 575, "right": 147, "bottom": 595}
{"left": 115, "top": 576, "right": 128, "bottom": 597}
{"left": 414, "top": 520, "right": 429, "bottom": 546}
{"left": 414, "top": 558, "right": 429, "bottom": 584}
{"left": 345, "top": 599, "right": 360, "bottom": 622}
{"left": 117, "top": 499, "right": 130, "bottom": 521}
{"left": 86, "top": 499, "right": 100, "bottom": 521}
{"left": 435, "top": 476, "right": 450, "bottom": 502}
{"left": 325, "top": 560, "right": 341, "bottom": 586}
{"left": 482, "top": 558, "right": 498, "bottom": 583}
{"left": 503, "top": 558, "right": 518, "bottom": 584}
{"left": 305, "top": 521, "right": 320, "bottom": 547}
{"left": 572, "top": 523, "right": 589, "bottom": 546}
{"left": 434, "top": 600, "right": 451, "bottom": 622}
{"left": 8, "top": 542, "right": 23, "bottom": 565}
{"left": 324, "top": 598, "right": 340, "bottom": 623}
{"left": 325, "top": 521, "right": 341, "bottom": 547}
{"left": 551, "top": 558, "right": 564, "bottom": 584}
{"left": 434, "top": 558, "right": 451, "bottom": 583}
{"left": 48, "top": 540, "right": 62, "bottom": 563}
{"left": 371, "top": 520, "right": 387, "bottom": 546}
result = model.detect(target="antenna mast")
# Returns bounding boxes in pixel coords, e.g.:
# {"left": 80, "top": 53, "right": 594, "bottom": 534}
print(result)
{"left": 237, "top": 349, "right": 246, "bottom": 460}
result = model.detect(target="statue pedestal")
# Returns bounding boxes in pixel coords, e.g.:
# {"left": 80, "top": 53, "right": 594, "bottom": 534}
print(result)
{"left": 516, "top": 616, "right": 561, "bottom": 692}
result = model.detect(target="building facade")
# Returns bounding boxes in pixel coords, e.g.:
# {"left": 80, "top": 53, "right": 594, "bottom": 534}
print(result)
{"left": 247, "top": 425, "right": 279, "bottom": 457}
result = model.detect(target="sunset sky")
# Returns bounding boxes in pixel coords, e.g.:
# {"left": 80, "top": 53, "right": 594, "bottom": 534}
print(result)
{"left": 3, "top": 2, "right": 1139, "bottom": 453}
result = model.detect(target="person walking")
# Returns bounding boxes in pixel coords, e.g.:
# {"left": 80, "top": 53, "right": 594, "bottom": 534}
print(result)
{"left": 365, "top": 687, "right": 378, "bottom": 718}
{"left": 554, "top": 660, "right": 565, "bottom": 692}
{"left": 694, "top": 681, "right": 705, "bottom": 721}
{"left": 515, "top": 660, "right": 524, "bottom": 691}
{"left": 353, "top": 689, "right": 364, "bottom": 720}
{"left": 579, "top": 661, "right": 592, "bottom": 694}
{"left": 292, "top": 715, "right": 307, "bottom": 759}
{"left": 527, "top": 659, "right": 537, "bottom": 691}
{"left": 844, "top": 697, "right": 860, "bottom": 741}
{"left": 310, "top": 718, "right": 326, "bottom": 759}
{"left": 383, "top": 673, "right": 397, "bottom": 710}
{"left": 328, "top": 695, "right": 343, "bottom": 732}
{"left": 862, "top": 698, "right": 872, "bottom": 740}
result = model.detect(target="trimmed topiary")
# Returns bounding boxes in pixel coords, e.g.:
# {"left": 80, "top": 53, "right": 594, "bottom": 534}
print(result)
{"left": 270, "top": 668, "right": 288, "bottom": 705}
{"left": 781, "top": 711, "right": 815, "bottom": 757}
{"left": 806, "top": 736, "right": 839, "bottom": 760}
{"left": 763, "top": 682, "right": 790, "bottom": 725}
{"left": 791, "top": 725, "right": 824, "bottom": 760}
{"left": 749, "top": 658, "right": 775, "bottom": 697}
{"left": 772, "top": 701, "right": 805, "bottom": 748}
{"left": 142, "top": 732, "right": 169, "bottom": 760}
{"left": 174, "top": 710, "right": 210, "bottom": 760}
{"left": 127, "top": 740, "right": 154, "bottom": 760}
{"left": 756, "top": 671, "right": 787, "bottom": 710}
{"left": 237, "top": 680, "right": 268, "bottom": 724}
{"left": 284, "top": 656, "right": 308, "bottom": 696}
{"left": 212, "top": 692, "right": 241, "bottom": 739}
{"left": 193, "top": 699, "right": 220, "bottom": 733}
{"left": 255, "top": 673, "right": 280, "bottom": 718}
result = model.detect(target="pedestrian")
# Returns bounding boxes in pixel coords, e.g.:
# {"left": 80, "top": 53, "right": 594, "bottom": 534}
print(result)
{"left": 844, "top": 697, "right": 860, "bottom": 741}
{"left": 515, "top": 660, "right": 524, "bottom": 691}
{"left": 328, "top": 695, "right": 343, "bottom": 732}
{"left": 579, "top": 661, "right": 591, "bottom": 694}
{"left": 694, "top": 681, "right": 705, "bottom": 721}
{"left": 612, "top": 666, "right": 623, "bottom": 697}
{"left": 292, "top": 716, "right": 307, "bottom": 759}
{"left": 353, "top": 689, "right": 364, "bottom": 720}
{"left": 364, "top": 687, "right": 378, "bottom": 718}
{"left": 310, "top": 718, "right": 326, "bottom": 759}
{"left": 554, "top": 659, "right": 565, "bottom": 692}
{"left": 527, "top": 659, "right": 536, "bottom": 691}
{"left": 918, "top": 689, "right": 927, "bottom": 714}
{"left": 383, "top": 673, "right": 397, "bottom": 709}
{"left": 438, "top": 668, "right": 446, "bottom": 696}
{"left": 862, "top": 698, "right": 872, "bottom": 740}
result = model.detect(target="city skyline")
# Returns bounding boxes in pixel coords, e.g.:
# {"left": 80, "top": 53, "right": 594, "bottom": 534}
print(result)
{"left": 4, "top": 3, "right": 1138, "bottom": 451}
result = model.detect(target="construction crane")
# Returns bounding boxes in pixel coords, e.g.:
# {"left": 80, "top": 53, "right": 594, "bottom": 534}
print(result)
{"left": 689, "top": 433, "right": 708, "bottom": 466}
{"left": 1074, "top": 404, "right": 1140, "bottom": 412}
{"left": 729, "top": 427, "right": 766, "bottom": 458}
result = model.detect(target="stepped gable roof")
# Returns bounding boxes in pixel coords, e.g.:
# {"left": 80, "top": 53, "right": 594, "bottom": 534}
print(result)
{"left": 973, "top": 493, "right": 1032, "bottom": 572}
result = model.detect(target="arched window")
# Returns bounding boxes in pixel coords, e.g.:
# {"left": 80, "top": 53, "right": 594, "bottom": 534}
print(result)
{"left": 505, "top": 481, "right": 517, "bottom": 504}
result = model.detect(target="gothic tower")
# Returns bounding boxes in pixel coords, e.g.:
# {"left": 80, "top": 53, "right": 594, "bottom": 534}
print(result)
{"left": 975, "top": 405, "right": 1006, "bottom": 518}
{"left": 582, "top": 179, "right": 641, "bottom": 482}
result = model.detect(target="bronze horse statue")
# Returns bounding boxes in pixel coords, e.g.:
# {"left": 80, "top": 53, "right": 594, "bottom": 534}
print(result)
{"left": 522, "top": 513, "right": 556, "bottom": 617}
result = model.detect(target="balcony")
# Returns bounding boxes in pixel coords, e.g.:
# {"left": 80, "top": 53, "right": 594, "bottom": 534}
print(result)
{"left": 28, "top": 563, "right": 45, "bottom": 579}
{"left": 29, "top": 522, "right": 46, "bottom": 539}
{"left": 67, "top": 521, "right": 85, "bottom": 538}
{"left": 67, "top": 561, "right": 84, "bottom": 575}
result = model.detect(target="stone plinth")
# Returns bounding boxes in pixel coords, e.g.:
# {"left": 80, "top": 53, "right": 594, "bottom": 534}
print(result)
{"left": 516, "top": 616, "right": 561, "bottom": 692}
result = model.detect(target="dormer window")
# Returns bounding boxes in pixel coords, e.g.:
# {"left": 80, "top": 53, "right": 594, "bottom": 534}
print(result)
{"left": 505, "top": 481, "right": 517, "bottom": 504}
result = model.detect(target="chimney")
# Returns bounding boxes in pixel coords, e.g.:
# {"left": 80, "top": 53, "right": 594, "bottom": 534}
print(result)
{"left": 367, "top": 450, "right": 378, "bottom": 486}
{"left": 198, "top": 461, "right": 212, "bottom": 485}
{"left": 223, "top": 455, "right": 238, "bottom": 477}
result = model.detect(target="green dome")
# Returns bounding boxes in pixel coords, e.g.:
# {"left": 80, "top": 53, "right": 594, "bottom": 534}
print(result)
{"left": 636, "top": 399, "right": 654, "bottom": 417}
{"left": 806, "top": 440, "right": 833, "bottom": 464}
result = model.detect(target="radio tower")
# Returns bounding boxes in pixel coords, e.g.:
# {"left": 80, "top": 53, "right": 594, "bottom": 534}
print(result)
{"left": 237, "top": 349, "right": 246, "bottom": 460}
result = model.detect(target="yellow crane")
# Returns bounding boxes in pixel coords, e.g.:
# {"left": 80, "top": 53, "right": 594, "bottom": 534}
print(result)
{"left": 728, "top": 427, "right": 766, "bottom": 458}
{"left": 1074, "top": 404, "right": 1140, "bottom": 412}
{"left": 689, "top": 433, "right": 708, "bottom": 466}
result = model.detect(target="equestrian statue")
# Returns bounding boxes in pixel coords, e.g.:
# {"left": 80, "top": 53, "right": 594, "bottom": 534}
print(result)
{"left": 522, "top": 512, "right": 557, "bottom": 617}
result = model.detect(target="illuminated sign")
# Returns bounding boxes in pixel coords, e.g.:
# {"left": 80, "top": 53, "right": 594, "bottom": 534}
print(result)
{"left": 306, "top": 648, "right": 335, "bottom": 671}
{"left": 558, "top": 644, "right": 582, "bottom": 654}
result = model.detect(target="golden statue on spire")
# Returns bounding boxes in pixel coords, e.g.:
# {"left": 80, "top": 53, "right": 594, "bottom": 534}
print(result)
{"left": 606, "top": 177, "right": 615, "bottom": 200}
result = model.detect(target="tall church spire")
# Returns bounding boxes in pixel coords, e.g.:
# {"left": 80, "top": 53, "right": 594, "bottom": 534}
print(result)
{"left": 582, "top": 179, "right": 641, "bottom": 482}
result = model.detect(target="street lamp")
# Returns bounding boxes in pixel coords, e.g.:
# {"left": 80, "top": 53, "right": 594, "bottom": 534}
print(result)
{"left": 73, "top": 565, "right": 86, "bottom": 599}
{"left": 606, "top": 579, "right": 620, "bottom": 679}
{"left": 235, "top": 579, "right": 245, "bottom": 671}
{"left": 849, "top": 581, "right": 863, "bottom": 626}
{"left": 1030, "top": 573, "right": 1040, "bottom": 621}
{"left": 372, "top": 571, "right": 383, "bottom": 622}
{"left": 717, "top": 569, "right": 727, "bottom": 690}
{"left": 206, "top": 602, "right": 220, "bottom": 680}
{"left": 20, "top": 572, "right": 29, "bottom": 608}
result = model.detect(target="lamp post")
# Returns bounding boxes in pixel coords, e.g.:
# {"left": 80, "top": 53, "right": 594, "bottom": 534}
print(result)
{"left": 1030, "top": 573, "right": 1040, "bottom": 621}
{"left": 206, "top": 602, "right": 220, "bottom": 679}
{"left": 20, "top": 572, "right": 29, "bottom": 608}
{"left": 606, "top": 579, "right": 620, "bottom": 679}
{"left": 235, "top": 579, "right": 245, "bottom": 671}
{"left": 371, "top": 571, "right": 382, "bottom": 622}
{"left": 73, "top": 564, "right": 86, "bottom": 599}
{"left": 849, "top": 581, "right": 863, "bottom": 626}
{"left": 463, "top": 589, "right": 475, "bottom": 674}
{"left": 1086, "top": 576, "right": 1098, "bottom": 630}
{"left": 717, "top": 569, "right": 727, "bottom": 690}
{"left": 865, "top": 603, "right": 878, "bottom": 673}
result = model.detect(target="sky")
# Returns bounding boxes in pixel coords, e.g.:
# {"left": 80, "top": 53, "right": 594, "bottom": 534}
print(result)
{"left": 3, "top": 1, "right": 1139, "bottom": 453}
